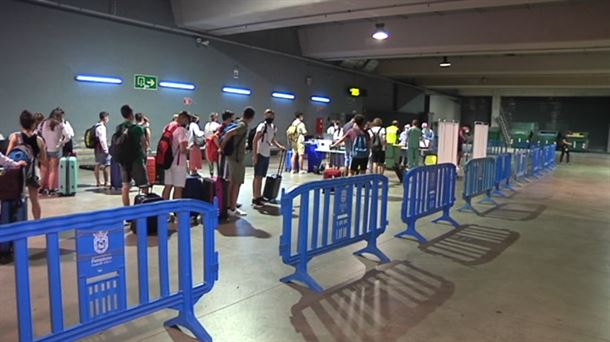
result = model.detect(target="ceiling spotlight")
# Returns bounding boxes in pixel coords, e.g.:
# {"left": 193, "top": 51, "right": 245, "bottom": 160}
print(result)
{"left": 440, "top": 56, "right": 452, "bottom": 68}
{"left": 372, "top": 23, "right": 389, "bottom": 41}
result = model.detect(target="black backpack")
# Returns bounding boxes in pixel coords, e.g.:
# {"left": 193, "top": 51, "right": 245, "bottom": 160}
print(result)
{"left": 110, "top": 124, "right": 138, "bottom": 166}
{"left": 246, "top": 121, "right": 268, "bottom": 151}
{"left": 371, "top": 128, "right": 383, "bottom": 152}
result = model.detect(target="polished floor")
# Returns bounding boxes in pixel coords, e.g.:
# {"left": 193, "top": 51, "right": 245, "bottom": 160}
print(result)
{"left": 0, "top": 153, "right": 609, "bottom": 342}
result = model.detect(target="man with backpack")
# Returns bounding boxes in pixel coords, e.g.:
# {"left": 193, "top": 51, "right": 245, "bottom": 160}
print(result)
{"left": 92, "top": 112, "right": 110, "bottom": 187}
{"left": 219, "top": 107, "right": 255, "bottom": 217}
{"left": 111, "top": 105, "right": 149, "bottom": 206}
{"left": 331, "top": 114, "right": 370, "bottom": 175}
{"left": 369, "top": 118, "right": 386, "bottom": 174}
{"left": 287, "top": 111, "right": 307, "bottom": 174}
{"left": 159, "top": 111, "right": 192, "bottom": 200}
{"left": 251, "top": 109, "right": 285, "bottom": 208}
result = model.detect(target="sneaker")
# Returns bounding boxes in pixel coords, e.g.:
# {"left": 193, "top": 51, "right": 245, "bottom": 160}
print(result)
{"left": 252, "top": 198, "right": 264, "bottom": 208}
{"left": 299, "top": 170, "right": 307, "bottom": 174}
{"left": 236, "top": 203, "right": 242, "bottom": 208}
{"left": 227, "top": 208, "right": 247, "bottom": 217}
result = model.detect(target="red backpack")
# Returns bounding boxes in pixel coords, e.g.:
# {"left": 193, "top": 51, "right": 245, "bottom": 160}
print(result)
{"left": 155, "top": 123, "right": 179, "bottom": 170}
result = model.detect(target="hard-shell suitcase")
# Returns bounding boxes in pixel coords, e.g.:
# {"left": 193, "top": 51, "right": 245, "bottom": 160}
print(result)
{"left": 263, "top": 150, "right": 286, "bottom": 201}
{"left": 201, "top": 160, "right": 228, "bottom": 220}
{"left": 131, "top": 192, "right": 163, "bottom": 235}
{"left": 323, "top": 168, "right": 342, "bottom": 179}
{"left": 0, "top": 198, "right": 28, "bottom": 263}
{"left": 110, "top": 159, "right": 122, "bottom": 189}
{"left": 285, "top": 150, "right": 293, "bottom": 172}
{"left": 59, "top": 156, "right": 78, "bottom": 196}
{"left": 184, "top": 175, "right": 205, "bottom": 218}
{"left": 0, "top": 167, "right": 25, "bottom": 201}
{"left": 146, "top": 156, "right": 156, "bottom": 186}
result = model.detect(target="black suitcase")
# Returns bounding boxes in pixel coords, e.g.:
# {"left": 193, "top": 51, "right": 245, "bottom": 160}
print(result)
{"left": 131, "top": 192, "right": 164, "bottom": 235}
{"left": 183, "top": 175, "right": 204, "bottom": 218}
{"left": 263, "top": 150, "right": 286, "bottom": 202}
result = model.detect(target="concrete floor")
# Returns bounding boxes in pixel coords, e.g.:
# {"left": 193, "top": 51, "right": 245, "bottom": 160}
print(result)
{"left": 1, "top": 153, "right": 609, "bottom": 342}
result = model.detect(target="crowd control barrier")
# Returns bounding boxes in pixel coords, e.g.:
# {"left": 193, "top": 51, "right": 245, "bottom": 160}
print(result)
{"left": 513, "top": 151, "right": 529, "bottom": 182}
{"left": 543, "top": 144, "right": 556, "bottom": 170}
{"left": 279, "top": 174, "right": 390, "bottom": 292}
{"left": 530, "top": 147, "right": 543, "bottom": 178}
{"left": 493, "top": 153, "right": 514, "bottom": 196}
{"left": 459, "top": 157, "right": 498, "bottom": 213}
{"left": 487, "top": 140, "right": 507, "bottom": 155}
{"left": 0, "top": 199, "right": 219, "bottom": 342}
{"left": 395, "top": 164, "right": 460, "bottom": 243}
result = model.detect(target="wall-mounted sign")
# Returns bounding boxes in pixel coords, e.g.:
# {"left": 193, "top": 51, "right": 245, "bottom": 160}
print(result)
{"left": 134, "top": 74, "right": 158, "bottom": 90}
{"left": 347, "top": 87, "right": 367, "bottom": 97}
{"left": 183, "top": 97, "right": 193, "bottom": 105}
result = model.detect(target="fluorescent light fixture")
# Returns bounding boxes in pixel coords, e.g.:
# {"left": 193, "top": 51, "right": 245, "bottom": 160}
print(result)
{"left": 311, "top": 96, "right": 330, "bottom": 103}
{"left": 222, "top": 86, "right": 251, "bottom": 95}
{"left": 440, "top": 56, "right": 452, "bottom": 68}
{"left": 75, "top": 74, "right": 122, "bottom": 84}
{"left": 372, "top": 23, "right": 389, "bottom": 41}
{"left": 271, "top": 91, "right": 295, "bottom": 100}
{"left": 159, "top": 81, "right": 196, "bottom": 90}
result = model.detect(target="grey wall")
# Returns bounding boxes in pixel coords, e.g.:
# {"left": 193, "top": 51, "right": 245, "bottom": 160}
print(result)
{"left": 0, "top": 1, "right": 418, "bottom": 144}
{"left": 429, "top": 95, "right": 461, "bottom": 122}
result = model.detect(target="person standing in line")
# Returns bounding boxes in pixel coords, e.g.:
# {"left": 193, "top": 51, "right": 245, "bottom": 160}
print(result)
{"left": 559, "top": 131, "right": 571, "bottom": 164}
{"left": 407, "top": 120, "right": 423, "bottom": 169}
{"left": 219, "top": 107, "right": 255, "bottom": 217}
{"left": 398, "top": 123, "right": 410, "bottom": 166}
{"left": 332, "top": 114, "right": 370, "bottom": 175}
{"left": 59, "top": 109, "right": 75, "bottom": 157}
{"left": 251, "top": 109, "right": 285, "bottom": 208}
{"left": 94, "top": 111, "right": 111, "bottom": 187}
{"left": 421, "top": 122, "right": 434, "bottom": 150}
{"left": 39, "top": 109, "right": 65, "bottom": 195}
{"left": 203, "top": 112, "right": 221, "bottom": 176}
{"left": 386, "top": 120, "right": 400, "bottom": 145}
{"left": 162, "top": 111, "right": 191, "bottom": 200}
{"left": 187, "top": 114, "right": 205, "bottom": 175}
{"left": 287, "top": 112, "right": 308, "bottom": 174}
{"left": 6, "top": 110, "right": 47, "bottom": 219}
{"left": 135, "top": 113, "right": 152, "bottom": 155}
{"left": 369, "top": 118, "right": 386, "bottom": 174}
{"left": 341, "top": 117, "right": 356, "bottom": 175}
{"left": 115, "top": 105, "right": 149, "bottom": 206}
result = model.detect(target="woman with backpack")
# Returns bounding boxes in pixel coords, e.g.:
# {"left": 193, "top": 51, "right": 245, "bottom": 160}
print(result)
{"left": 331, "top": 114, "right": 370, "bottom": 175}
{"left": 6, "top": 110, "right": 48, "bottom": 219}
{"left": 188, "top": 114, "right": 205, "bottom": 175}
{"left": 39, "top": 109, "right": 65, "bottom": 195}
{"left": 369, "top": 118, "right": 386, "bottom": 174}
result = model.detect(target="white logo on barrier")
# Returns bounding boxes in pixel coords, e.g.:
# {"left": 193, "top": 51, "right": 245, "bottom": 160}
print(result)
{"left": 93, "top": 231, "right": 109, "bottom": 255}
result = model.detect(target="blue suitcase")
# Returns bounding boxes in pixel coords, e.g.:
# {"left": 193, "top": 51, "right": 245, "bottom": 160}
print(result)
{"left": 110, "top": 159, "right": 122, "bottom": 189}
{"left": 59, "top": 156, "right": 78, "bottom": 196}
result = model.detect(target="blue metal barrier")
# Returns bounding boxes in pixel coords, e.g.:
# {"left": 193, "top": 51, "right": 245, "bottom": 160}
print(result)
{"left": 279, "top": 174, "right": 390, "bottom": 292}
{"left": 492, "top": 153, "right": 514, "bottom": 196}
{"left": 530, "top": 147, "right": 543, "bottom": 177}
{"left": 395, "top": 163, "right": 460, "bottom": 243}
{"left": 487, "top": 140, "right": 507, "bottom": 155}
{"left": 542, "top": 144, "right": 556, "bottom": 170}
{"left": 459, "top": 157, "right": 498, "bottom": 213}
{"left": 0, "top": 199, "right": 219, "bottom": 342}
{"left": 513, "top": 151, "right": 529, "bottom": 182}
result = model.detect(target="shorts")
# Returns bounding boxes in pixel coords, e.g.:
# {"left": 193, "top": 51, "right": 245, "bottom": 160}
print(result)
{"left": 371, "top": 150, "right": 385, "bottom": 164}
{"left": 164, "top": 164, "right": 188, "bottom": 188}
{"left": 292, "top": 142, "right": 305, "bottom": 156}
{"left": 350, "top": 158, "right": 368, "bottom": 172}
{"left": 344, "top": 153, "right": 352, "bottom": 168}
{"left": 254, "top": 154, "right": 270, "bottom": 177}
{"left": 95, "top": 150, "right": 111, "bottom": 166}
{"left": 226, "top": 159, "right": 246, "bottom": 185}
{"left": 120, "top": 160, "right": 148, "bottom": 187}
{"left": 47, "top": 151, "right": 60, "bottom": 159}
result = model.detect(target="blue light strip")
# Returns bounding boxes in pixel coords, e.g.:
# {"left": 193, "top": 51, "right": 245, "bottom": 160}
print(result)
{"left": 159, "top": 81, "right": 196, "bottom": 90}
{"left": 222, "top": 86, "right": 251, "bottom": 95}
{"left": 272, "top": 91, "right": 296, "bottom": 100}
{"left": 75, "top": 74, "right": 122, "bottom": 84}
{"left": 311, "top": 95, "right": 331, "bottom": 103}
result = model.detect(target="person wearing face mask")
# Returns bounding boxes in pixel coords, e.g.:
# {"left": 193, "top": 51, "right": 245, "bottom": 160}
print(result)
{"left": 251, "top": 109, "right": 285, "bottom": 208}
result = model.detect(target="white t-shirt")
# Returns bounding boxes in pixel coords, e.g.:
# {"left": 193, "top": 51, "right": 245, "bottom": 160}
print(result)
{"left": 326, "top": 126, "right": 336, "bottom": 135}
{"left": 204, "top": 121, "right": 220, "bottom": 139}
{"left": 188, "top": 122, "right": 204, "bottom": 146}
{"left": 256, "top": 122, "right": 276, "bottom": 157}
{"left": 95, "top": 123, "right": 108, "bottom": 153}
{"left": 170, "top": 125, "right": 188, "bottom": 168}
{"left": 369, "top": 126, "right": 387, "bottom": 151}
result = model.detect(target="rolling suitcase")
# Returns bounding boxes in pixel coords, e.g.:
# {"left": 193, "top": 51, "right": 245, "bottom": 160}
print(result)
{"left": 263, "top": 150, "right": 286, "bottom": 202}
{"left": 146, "top": 156, "right": 156, "bottom": 187}
{"left": 285, "top": 150, "right": 293, "bottom": 172}
{"left": 110, "top": 159, "right": 122, "bottom": 189}
{"left": 0, "top": 198, "right": 28, "bottom": 263}
{"left": 184, "top": 174, "right": 205, "bottom": 218}
{"left": 201, "top": 160, "right": 228, "bottom": 220}
{"left": 58, "top": 156, "right": 78, "bottom": 196}
{"left": 323, "top": 168, "right": 342, "bottom": 179}
{"left": 131, "top": 191, "right": 163, "bottom": 235}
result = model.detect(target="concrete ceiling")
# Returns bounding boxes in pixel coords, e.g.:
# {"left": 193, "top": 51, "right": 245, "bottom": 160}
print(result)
{"left": 171, "top": 0, "right": 610, "bottom": 94}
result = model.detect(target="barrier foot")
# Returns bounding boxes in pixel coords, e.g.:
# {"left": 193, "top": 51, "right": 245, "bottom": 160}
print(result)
{"left": 165, "top": 310, "right": 212, "bottom": 342}
{"left": 478, "top": 196, "right": 497, "bottom": 206}
{"left": 280, "top": 268, "right": 324, "bottom": 293}
{"left": 432, "top": 210, "right": 460, "bottom": 228}
{"left": 457, "top": 200, "right": 476, "bottom": 214}
{"left": 354, "top": 243, "right": 390, "bottom": 263}
{"left": 504, "top": 183, "right": 516, "bottom": 192}
{"left": 492, "top": 189, "right": 507, "bottom": 198}
{"left": 395, "top": 223, "right": 428, "bottom": 243}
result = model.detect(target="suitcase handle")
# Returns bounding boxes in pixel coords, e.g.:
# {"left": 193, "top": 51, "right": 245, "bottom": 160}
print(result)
{"left": 277, "top": 149, "right": 287, "bottom": 176}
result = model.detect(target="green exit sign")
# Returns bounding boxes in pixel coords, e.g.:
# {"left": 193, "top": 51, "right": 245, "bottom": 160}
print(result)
{"left": 134, "top": 74, "right": 158, "bottom": 90}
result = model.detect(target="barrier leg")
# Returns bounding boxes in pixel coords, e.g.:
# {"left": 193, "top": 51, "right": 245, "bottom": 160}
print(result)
{"left": 492, "top": 184, "right": 507, "bottom": 198}
{"left": 458, "top": 197, "right": 476, "bottom": 213}
{"left": 165, "top": 311, "right": 212, "bottom": 342}
{"left": 503, "top": 181, "right": 516, "bottom": 192}
{"left": 280, "top": 260, "right": 324, "bottom": 293}
{"left": 478, "top": 192, "right": 498, "bottom": 206}
{"left": 394, "top": 218, "right": 428, "bottom": 243}
{"left": 432, "top": 208, "right": 460, "bottom": 228}
{"left": 354, "top": 234, "right": 390, "bottom": 263}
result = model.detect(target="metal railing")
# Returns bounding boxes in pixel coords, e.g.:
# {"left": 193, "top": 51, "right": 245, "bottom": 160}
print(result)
{"left": 459, "top": 157, "right": 498, "bottom": 213}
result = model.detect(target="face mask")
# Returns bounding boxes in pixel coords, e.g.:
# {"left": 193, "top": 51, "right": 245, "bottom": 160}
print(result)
{"left": 265, "top": 118, "right": 274, "bottom": 124}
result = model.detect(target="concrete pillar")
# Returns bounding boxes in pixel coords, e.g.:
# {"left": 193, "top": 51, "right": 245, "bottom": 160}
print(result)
{"left": 491, "top": 91, "right": 501, "bottom": 127}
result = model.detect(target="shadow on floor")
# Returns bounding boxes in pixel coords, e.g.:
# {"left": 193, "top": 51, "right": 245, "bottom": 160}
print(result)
{"left": 480, "top": 203, "right": 546, "bottom": 221}
{"left": 419, "top": 224, "right": 519, "bottom": 266}
{"left": 289, "top": 261, "right": 454, "bottom": 341}
{"left": 387, "top": 195, "right": 404, "bottom": 202}
{"left": 254, "top": 204, "right": 282, "bottom": 216}
{"left": 217, "top": 219, "right": 272, "bottom": 238}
